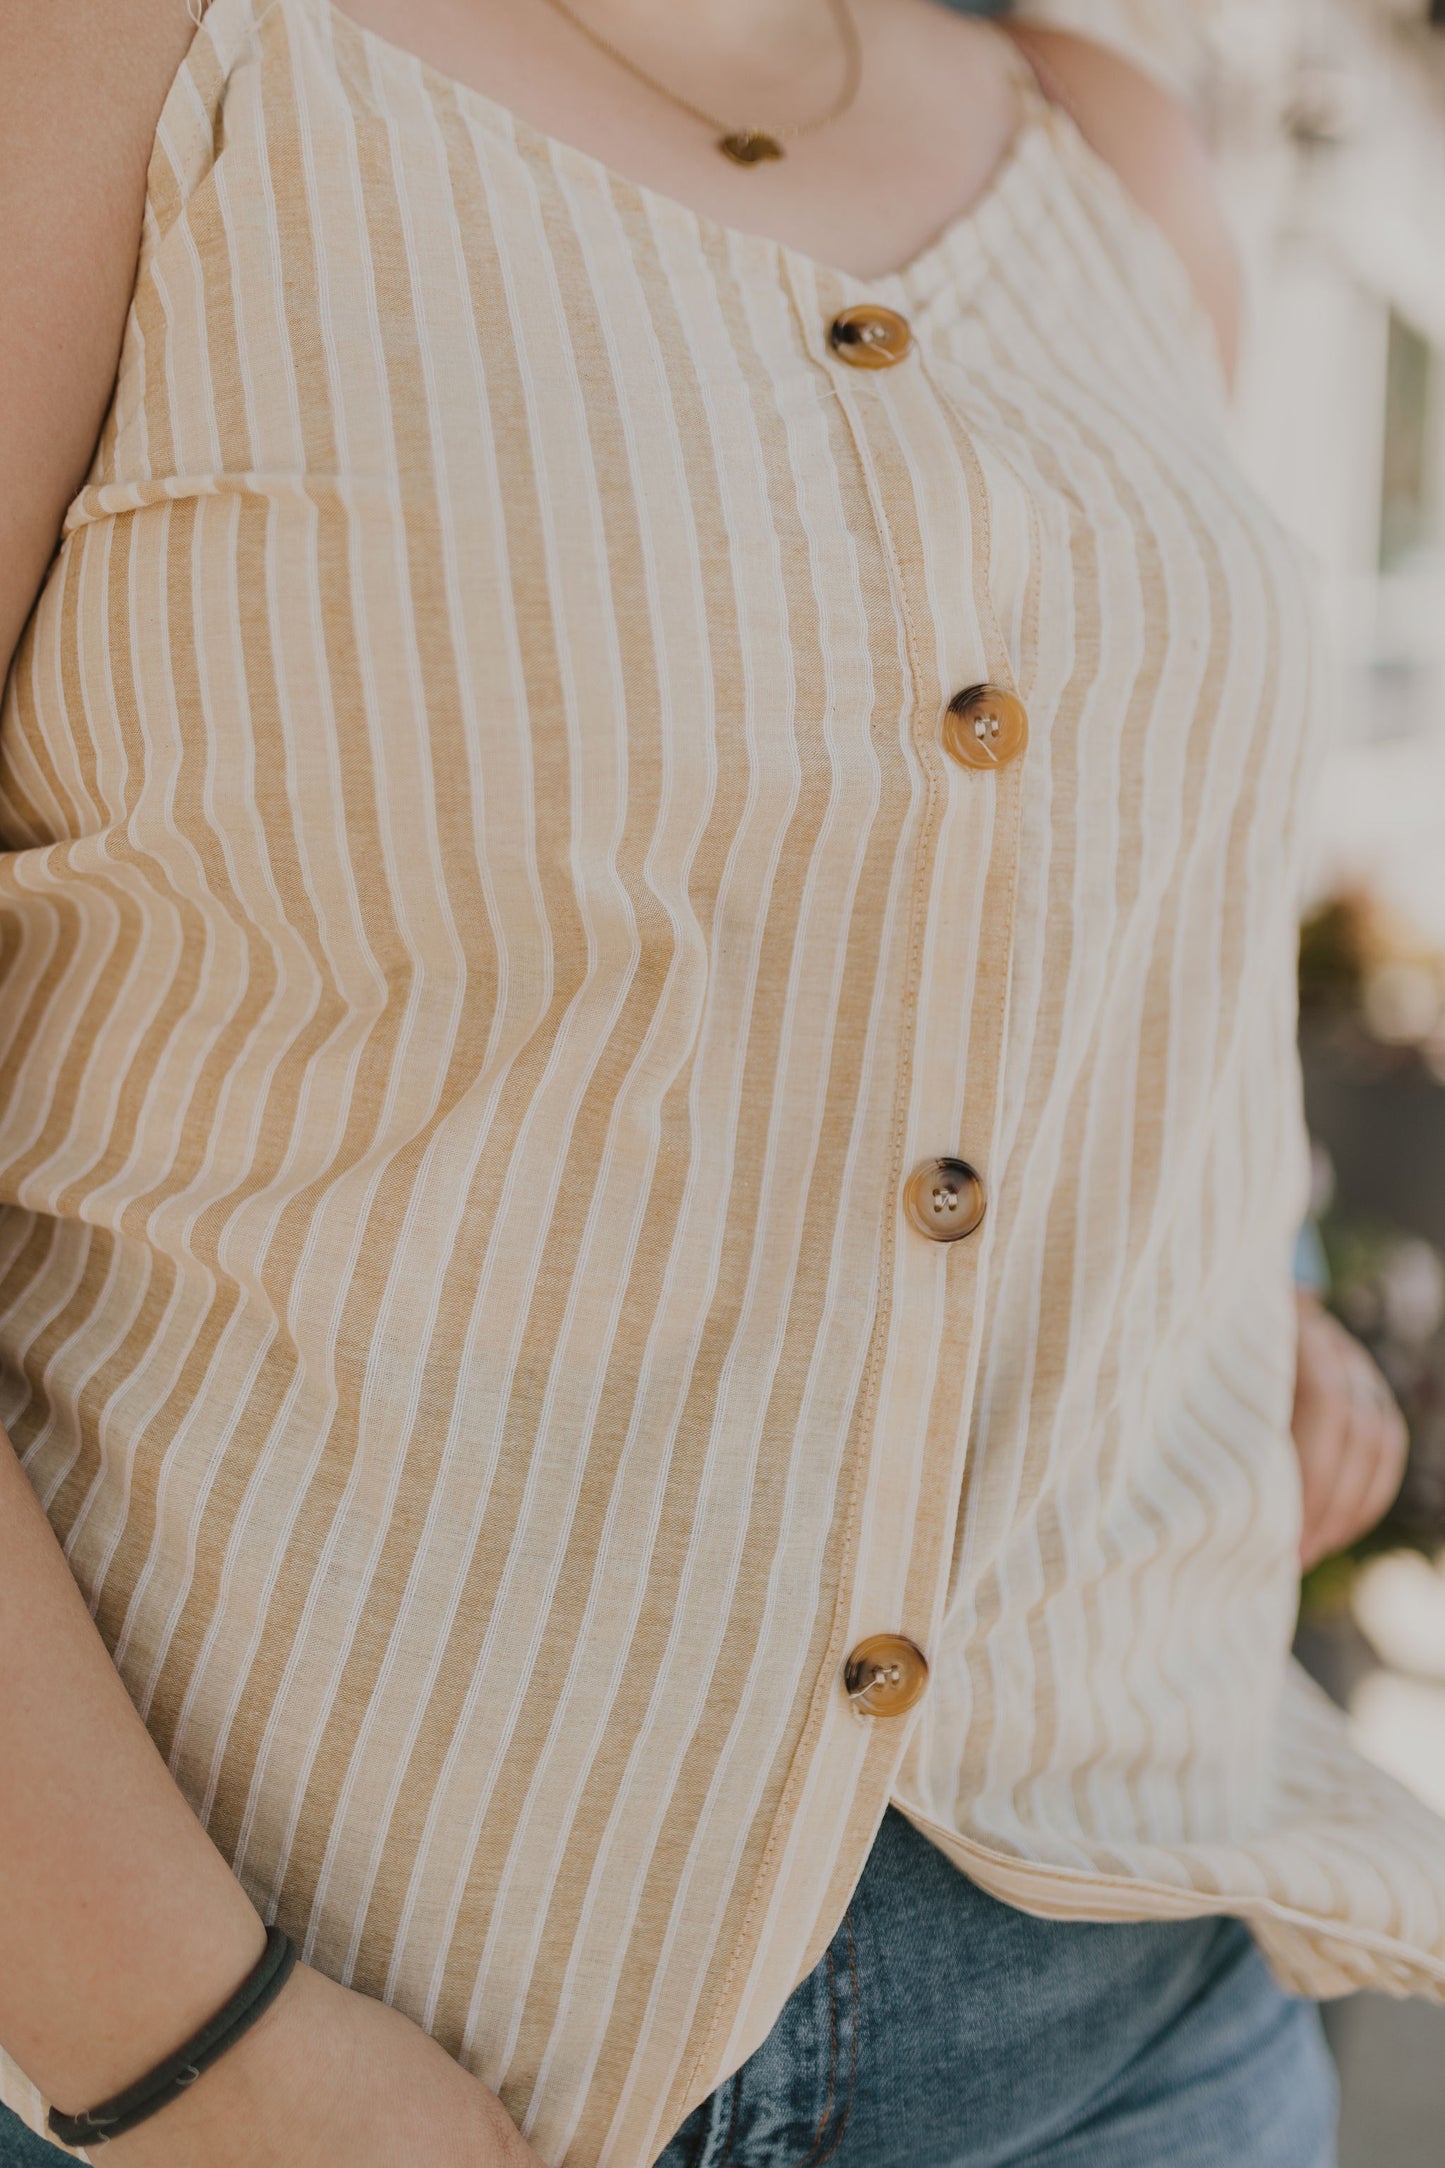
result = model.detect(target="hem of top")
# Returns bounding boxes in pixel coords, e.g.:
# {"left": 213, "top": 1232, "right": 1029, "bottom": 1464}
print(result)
{"left": 889, "top": 1795, "right": 1445, "bottom": 1990}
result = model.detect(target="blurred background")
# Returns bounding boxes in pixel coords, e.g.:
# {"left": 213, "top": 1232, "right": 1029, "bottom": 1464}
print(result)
{"left": 945, "top": 0, "right": 1445, "bottom": 2156}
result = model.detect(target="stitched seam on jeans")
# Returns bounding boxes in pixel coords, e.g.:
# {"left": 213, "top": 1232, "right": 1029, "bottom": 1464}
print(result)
{"left": 716, "top": 2068, "right": 745, "bottom": 2168}
{"left": 808, "top": 1914, "right": 860, "bottom": 2168}
{"left": 787, "top": 1944, "right": 837, "bottom": 2168}
{"left": 797, "top": 1931, "right": 845, "bottom": 2168}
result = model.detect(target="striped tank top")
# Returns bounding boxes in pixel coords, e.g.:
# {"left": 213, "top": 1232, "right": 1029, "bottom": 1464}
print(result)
{"left": 2, "top": 0, "right": 1443, "bottom": 2156}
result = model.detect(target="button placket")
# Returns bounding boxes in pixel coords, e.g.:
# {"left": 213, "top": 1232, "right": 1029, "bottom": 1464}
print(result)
{"left": 787, "top": 260, "right": 1025, "bottom": 1736}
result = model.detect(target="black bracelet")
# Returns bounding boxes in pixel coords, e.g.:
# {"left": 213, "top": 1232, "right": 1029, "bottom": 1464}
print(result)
{"left": 47, "top": 1925, "right": 297, "bottom": 2149}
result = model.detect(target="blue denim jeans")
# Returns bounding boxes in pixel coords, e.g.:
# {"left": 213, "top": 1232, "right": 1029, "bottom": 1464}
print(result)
{"left": 0, "top": 1811, "right": 1337, "bottom": 2168}
{"left": 652, "top": 1809, "right": 1338, "bottom": 2168}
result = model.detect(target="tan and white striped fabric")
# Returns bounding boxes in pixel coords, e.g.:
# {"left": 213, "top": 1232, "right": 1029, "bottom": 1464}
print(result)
{"left": 3, "top": 0, "right": 1444, "bottom": 2157}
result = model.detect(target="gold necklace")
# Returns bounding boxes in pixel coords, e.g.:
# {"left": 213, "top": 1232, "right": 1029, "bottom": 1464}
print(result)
{"left": 533, "top": 0, "right": 863, "bottom": 165}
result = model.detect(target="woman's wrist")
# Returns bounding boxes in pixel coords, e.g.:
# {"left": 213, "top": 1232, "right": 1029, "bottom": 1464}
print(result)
{"left": 98, "top": 1960, "right": 321, "bottom": 2166}
{"left": 47, "top": 1927, "right": 296, "bottom": 2148}
{"left": 0, "top": 1442, "right": 279, "bottom": 2116}
{"left": 98, "top": 1960, "right": 540, "bottom": 2168}
{"left": 28, "top": 1899, "right": 271, "bottom": 2123}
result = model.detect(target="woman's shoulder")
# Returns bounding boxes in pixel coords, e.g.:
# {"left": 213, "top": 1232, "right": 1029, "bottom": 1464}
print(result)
{"left": 0, "top": 0, "right": 199, "bottom": 686}
{"left": 1002, "top": 20, "right": 1241, "bottom": 386}
{"left": 0, "top": 0, "right": 200, "bottom": 271}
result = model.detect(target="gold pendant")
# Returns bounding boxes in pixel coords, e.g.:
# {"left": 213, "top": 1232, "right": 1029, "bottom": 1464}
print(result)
{"left": 719, "top": 130, "right": 785, "bottom": 165}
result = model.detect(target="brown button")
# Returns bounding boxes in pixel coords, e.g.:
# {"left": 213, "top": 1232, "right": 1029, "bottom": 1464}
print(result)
{"left": 943, "top": 684, "right": 1029, "bottom": 772}
{"left": 828, "top": 304, "right": 914, "bottom": 370}
{"left": 904, "top": 1157, "right": 986, "bottom": 1242}
{"left": 844, "top": 1634, "right": 930, "bottom": 1717}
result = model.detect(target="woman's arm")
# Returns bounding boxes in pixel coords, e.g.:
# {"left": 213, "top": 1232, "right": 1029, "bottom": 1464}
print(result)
{"left": 1004, "top": 22, "right": 1242, "bottom": 391}
{"left": 998, "top": 33, "right": 1410, "bottom": 1561}
{"left": 0, "top": 0, "right": 276, "bottom": 2112}
{"left": 3, "top": 1435, "right": 541, "bottom": 2166}
{"left": 0, "top": 1437, "right": 275, "bottom": 2117}
{"left": 0, "top": 13, "right": 539, "bottom": 2156}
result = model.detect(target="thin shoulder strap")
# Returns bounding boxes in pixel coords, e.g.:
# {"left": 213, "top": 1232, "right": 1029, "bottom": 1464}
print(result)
{"left": 990, "top": 19, "right": 1240, "bottom": 386}
{"left": 994, "top": 20, "right": 1074, "bottom": 117}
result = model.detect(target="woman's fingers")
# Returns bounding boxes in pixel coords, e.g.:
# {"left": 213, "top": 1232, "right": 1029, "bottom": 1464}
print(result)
{"left": 1293, "top": 1301, "right": 1352, "bottom": 1563}
{"left": 1325, "top": 1358, "right": 1408, "bottom": 1556}
{"left": 1319, "top": 1347, "right": 1406, "bottom": 1558}
{"left": 1358, "top": 1402, "right": 1410, "bottom": 1542}
{"left": 1294, "top": 1301, "right": 1409, "bottom": 1568}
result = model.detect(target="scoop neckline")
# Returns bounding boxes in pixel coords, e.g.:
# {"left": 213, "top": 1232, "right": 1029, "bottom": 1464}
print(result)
{"left": 288, "top": 0, "right": 1046, "bottom": 295}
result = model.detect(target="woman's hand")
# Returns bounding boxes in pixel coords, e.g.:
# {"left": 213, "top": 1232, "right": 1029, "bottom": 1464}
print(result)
{"left": 0, "top": 1440, "right": 538, "bottom": 2166}
{"left": 103, "top": 1960, "right": 544, "bottom": 2168}
{"left": 1292, "top": 1290, "right": 1409, "bottom": 1571}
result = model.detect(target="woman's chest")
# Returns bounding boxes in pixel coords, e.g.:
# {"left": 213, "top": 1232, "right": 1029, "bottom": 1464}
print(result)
{"left": 51, "top": 14, "right": 1320, "bottom": 1009}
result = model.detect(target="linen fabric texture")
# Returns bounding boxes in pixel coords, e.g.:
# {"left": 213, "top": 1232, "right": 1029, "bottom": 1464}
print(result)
{"left": 1, "top": 1, "right": 1442, "bottom": 2159}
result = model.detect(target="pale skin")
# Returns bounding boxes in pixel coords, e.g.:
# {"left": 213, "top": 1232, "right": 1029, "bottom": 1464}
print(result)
{"left": 0, "top": 1, "right": 1404, "bottom": 2159}
{"left": 1293, "top": 1289, "right": 1408, "bottom": 1574}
